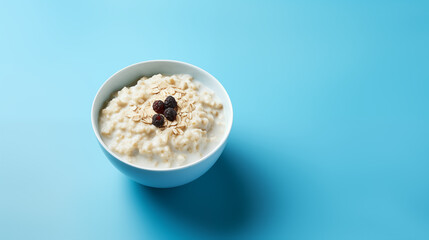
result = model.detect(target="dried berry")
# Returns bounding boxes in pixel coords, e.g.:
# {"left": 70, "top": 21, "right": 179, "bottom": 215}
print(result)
{"left": 164, "top": 96, "right": 177, "bottom": 109}
{"left": 152, "top": 100, "right": 165, "bottom": 114}
{"left": 164, "top": 108, "right": 177, "bottom": 121}
{"left": 152, "top": 114, "right": 164, "bottom": 128}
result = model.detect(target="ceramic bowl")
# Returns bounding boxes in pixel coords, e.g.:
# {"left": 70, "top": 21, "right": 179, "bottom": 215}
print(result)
{"left": 91, "top": 60, "right": 233, "bottom": 188}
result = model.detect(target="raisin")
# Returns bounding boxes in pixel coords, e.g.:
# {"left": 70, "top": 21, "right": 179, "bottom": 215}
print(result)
{"left": 164, "top": 108, "right": 177, "bottom": 121}
{"left": 152, "top": 100, "right": 165, "bottom": 114}
{"left": 152, "top": 114, "right": 164, "bottom": 128}
{"left": 164, "top": 96, "right": 177, "bottom": 109}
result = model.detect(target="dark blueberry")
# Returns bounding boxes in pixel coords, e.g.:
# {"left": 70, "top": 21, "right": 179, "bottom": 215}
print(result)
{"left": 164, "top": 96, "right": 177, "bottom": 109}
{"left": 152, "top": 114, "right": 164, "bottom": 128}
{"left": 152, "top": 100, "right": 165, "bottom": 114}
{"left": 164, "top": 108, "right": 177, "bottom": 121}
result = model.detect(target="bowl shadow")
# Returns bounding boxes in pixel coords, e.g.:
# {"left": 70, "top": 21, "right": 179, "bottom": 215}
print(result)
{"left": 127, "top": 145, "right": 258, "bottom": 234}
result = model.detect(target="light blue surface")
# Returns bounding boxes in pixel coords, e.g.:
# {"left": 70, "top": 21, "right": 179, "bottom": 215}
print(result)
{"left": 1, "top": 0, "right": 428, "bottom": 239}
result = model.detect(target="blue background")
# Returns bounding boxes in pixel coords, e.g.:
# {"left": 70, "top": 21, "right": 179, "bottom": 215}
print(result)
{"left": 1, "top": 0, "right": 428, "bottom": 239}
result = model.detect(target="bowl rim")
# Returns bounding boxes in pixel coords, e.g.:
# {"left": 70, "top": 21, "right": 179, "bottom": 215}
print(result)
{"left": 91, "top": 60, "right": 233, "bottom": 172}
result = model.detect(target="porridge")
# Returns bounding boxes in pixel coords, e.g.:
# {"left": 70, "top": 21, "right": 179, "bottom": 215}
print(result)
{"left": 99, "top": 74, "right": 225, "bottom": 169}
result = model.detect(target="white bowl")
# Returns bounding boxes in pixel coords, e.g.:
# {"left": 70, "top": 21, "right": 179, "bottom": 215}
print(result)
{"left": 91, "top": 60, "right": 233, "bottom": 188}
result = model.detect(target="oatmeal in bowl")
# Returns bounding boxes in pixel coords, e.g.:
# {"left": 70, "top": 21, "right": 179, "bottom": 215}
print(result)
{"left": 91, "top": 60, "right": 233, "bottom": 188}
{"left": 99, "top": 74, "right": 225, "bottom": 169}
